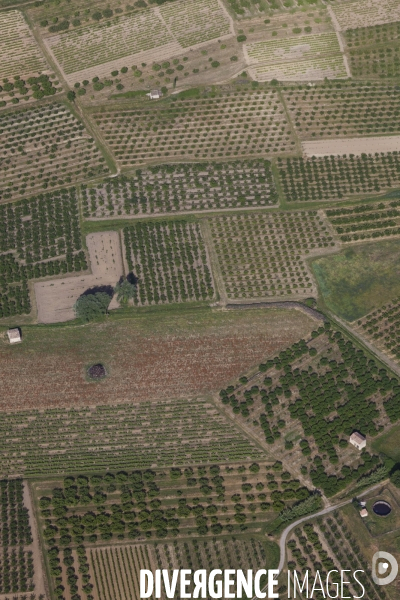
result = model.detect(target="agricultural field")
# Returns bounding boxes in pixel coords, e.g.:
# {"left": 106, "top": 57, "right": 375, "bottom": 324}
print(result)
{"left": 73, "top": 41, "right": 245, "bottom": 101}
{"left": 285, "top": 512, "right": 388, "bottom": 600}
{"left": 356, "top": 297, "right": 400, "bottom": 362}
{"left": 123, "top": 221, "right": 215, "bottom": 305}
{"left": 0, "top": 11, "right": 51, "bottom": 81}
{"left": 250, "top": 55, "right": 347, "bottom": 81}
{"left": 44, "top": 0, "right": 232, "bottom": 84}
{"left": 331, "top": 0, "right": 400, "bottom": 30}
{"left": 283, "top": 82, "right": 400, "bottom": 140}
{"left": 209, "top": 211, "right": 337, "bottom": 301}
{"left": 246, "top": 32, "right": 348, "bottom": 81}
{"left": 345, "top": 22, "right": 400, "bottom": 79}
{"left": 278, "top": 152, "right": 400, "bottom": 202}
{"left": 0, "top": 188, "right": 86, "bottom": 320}
{"left": 225, "top": 0, "right": 326, "bottom": 18}
{"left": 0, "top": 307, "right": 316, "bottom": 409}
{"left": 35, "top": 231, "right": 123, "bottom": 324}
{"left": 0, "top": 399, "right": 264, "bottom": 478}
{"left": 90, "top": 89, "right": 297, "bottom": 166}
{"left": 81, "top": 159, "right": 278, "bottom": 218}
{"left": 0, "top": 480, "right": 36, "bottom": 596}
{"left": 0, "top": 103, "right": 109, "bottom": 203}
{"left": 218, "top": 325, "right": 397, "bottom": 496}
{"left": 35, "top": 464, "right": 285, "bottom": 598}
{"left": 302, "top": 136, "right": 400, "bottom": 157}
{"left": 312, "top": 239, "right": 400, "bottom": 321}
{"left": 324, "top": 199, "right": 400, "bottom": 243}
{"left": 88, "top": 536, "right": 277, "bottom": 600}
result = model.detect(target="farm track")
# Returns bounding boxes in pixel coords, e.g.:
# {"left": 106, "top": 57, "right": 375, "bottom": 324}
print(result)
{"left": 226, "top": 301, "right": 327, "bottom": 322}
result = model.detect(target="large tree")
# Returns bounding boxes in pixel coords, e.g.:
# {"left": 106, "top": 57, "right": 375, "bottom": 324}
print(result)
{"left": 74, "top": 292, "right": 111, "bottom": 321}
{"left": 114, "top": 278, "right": 137, "bottom": 305}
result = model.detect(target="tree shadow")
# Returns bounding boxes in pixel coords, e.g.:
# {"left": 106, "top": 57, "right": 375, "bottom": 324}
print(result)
{"left": 81, "top": 285, "right": 114, "bottom": 298}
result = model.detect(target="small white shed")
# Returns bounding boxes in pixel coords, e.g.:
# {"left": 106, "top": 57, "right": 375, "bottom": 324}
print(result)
{"left": 350, "top": 431, "right": 366, "bottom": 450}
{"left": 7, "top": 328, "right": 21, "bottom": 344}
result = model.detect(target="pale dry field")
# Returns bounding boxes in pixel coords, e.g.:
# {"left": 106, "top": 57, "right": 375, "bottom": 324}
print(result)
{"left": 34, "top": 231, "right": 123, "bottom": 324}
{"left": 332, "top": 0, "right": 400, "bottom": 30}
{"left": 302, "top": 135, "right": 400, "bottom": 157}
{"left": 0, "top": 10, "right": 51, "bottom": 79}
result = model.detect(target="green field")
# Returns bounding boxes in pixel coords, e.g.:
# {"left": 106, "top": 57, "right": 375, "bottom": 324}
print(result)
{"left": 372, "top": 424, "right": 400, "bottom": 462}
{"left": 312, "top": 240, "right": 400, "bottom": 321}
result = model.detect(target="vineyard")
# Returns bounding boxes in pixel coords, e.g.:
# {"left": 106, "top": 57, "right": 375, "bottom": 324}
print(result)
{"left": 0, "top": 398, "right": 264, "bottom": 477}
{"left": 345, "top": 22, "right": 400, "bottom": 79}
{"left": 325, "top": 199, "right": 400, "bottom": 242}
{"left": 0, "top": 188, "right": 86, "bottom": 319}
{"left": 0, "top": 480, "right": 35, "bottom": 595}
{"left": 45, "top": 0, "right": 231, "bottom": 82}
{"left": 209, "top": 211, "right": 336, "bottom": 300}
{"left": 278, "top": 153, "right": 400, "bottom": 202}
{"left": 283, "top": 82, "right": 400, "bottom": 140}
{"left": 285, "top": 511, "right": 388, "bottom": 600}
{"left": 218, "top": 326, "right": 397, "bottom": 496}
{"left": 357, "top": 298, "right": 400, "bottom": 362}
{"left": 332, "top": 0, "right": 400, "bottom": 30}
{"left": 250, "top": 55, "right": 348, "bottom": 81}
{"left": 0, "top": 11, "right": 50, "bottom": 80}
{"left": 0, "top": 103, "right": 109, "bottom": 202}
{"left": 123, "top": 221, "right": 214, "bottom": 305}
{"left": 158, "top": 0, "right": 232, "bottom": 48}
{"left": 91, "top": 89, "right": 296, "bottom": 166}
{"left": 247, "top": 33, "right": 347, "bottom": 81}
{"left": 89, "top": 537, "right": 274, "bottom": 600}
{"left": 81, "top": 159, "right": 278, "bottom": 218}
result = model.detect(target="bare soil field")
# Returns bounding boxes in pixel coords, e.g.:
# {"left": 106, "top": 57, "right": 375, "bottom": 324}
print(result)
{"left": 302, "top": 136, "right": 400, "bottom": 157}
{"left": 0, "top": 307, "right": 315, "bottom": 409}
{"left": 34, "top": 231, "right": 123, "bottom": 324}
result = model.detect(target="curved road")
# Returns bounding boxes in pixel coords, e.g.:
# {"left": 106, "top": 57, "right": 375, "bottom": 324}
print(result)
{"left": 253, "top": 482, "right": 384, "bottom": 599}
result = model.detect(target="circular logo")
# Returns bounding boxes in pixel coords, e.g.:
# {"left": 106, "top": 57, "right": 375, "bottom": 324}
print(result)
{"left": 372, "top": 551, "right": 398, "bottom": 586}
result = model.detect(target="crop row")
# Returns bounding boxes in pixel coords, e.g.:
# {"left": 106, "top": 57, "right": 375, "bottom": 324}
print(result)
{"left": 278, "top": 153, "right": 400, "bottom": 202}
{"left": 247, "top": 33, "right": 341, "bottom": 65}
{"left": 251, "top": 55, "right": 347, "bottom": 82}
{"left": 47, "top": 0, "right": 231, "bottom": 77}
{"left": 0, "top": 10, "right": 50, "bottom": 79}
{"left": 325, "top": 199, "right": 400, "bottom": 242}
{"left": 0, "top": 188, "right": 88, "bottom": 318}
{"left": 81, "top": 159, "right": 278, "bottom": 218}
{"left": 357, "top": 298, "right": 400, "bottom": 361}
{"left": 0, "top": 103, "right": 109, "bottom": 202}
{"left": 283, "top": 82, "right": 400, "bottom": 140}
{"left": 91, "top": 544, "right": 150, "bottom": 600}
{"left": 219, "top": 326, "right": 395, "bottom": 497}
{"left": 0, "top": 480, "right": 33, "bottom": 547}
{"left": 91, "top": 89, "right": 296, "bottom": 165}
{"left": 123, "top": 221, "right": 214, "bottom": 305}
{"left": 38, "top": 462, "right": 299, "bottom": 550}
{"left": 0, "top": 547, "right": 34, "bottom": 595}
{"left": 210, "top": 211, "right": 335, "bottom": 300}
{"left": 0, "top": 399, "right": 263, "bottom": 478}
{"left": 0, "top": 74, "right": 61, "bottom": 110}
{"left": 288, "top": 514, "right": 387, "bottom": 600}
{"left": 331, "top": 0, "right": 400, "bottom": 31}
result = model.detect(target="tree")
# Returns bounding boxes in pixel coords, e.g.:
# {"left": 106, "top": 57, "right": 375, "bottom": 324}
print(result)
{"left": 67, "top": 90, "right": 76, "bottom": 102}
{"left": 390, "top": 469, "right": 400, "bottom": 488}
{"left": 74, "top": 292, "right": 111, "bottom": 321}
{"left": 114, "top": 277, "right": 137, "bottom": 305}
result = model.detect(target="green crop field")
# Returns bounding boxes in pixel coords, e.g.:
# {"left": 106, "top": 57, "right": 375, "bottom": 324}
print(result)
{"left": 0, "top": 188, "right": 86, "bottom": 319}
{"left": 325, "top": 199, "right": 400, "bottom": 242}
{"left": 278, "top": 153, "right": 400, "bottom": 202}
{"left": 209, "top": 211, "right": 336, "bottom": 300}
{"left": 312, "top": 239, "right": 400, "bottom": 321}
{"left": 123, "top": 220, "right": 215, "bottom": 305}
{"left": 0, "top": 398, "right": 264, "bottom": 478}
{"left": 345, "top": 22, "right": 400, "bottom": 79}
{"left": 90, "top": 89, "right": 296, "bottom": 166}
{"left": 0, "top": 103, "right": 109, "bottom": 202}
{"left": 81, "top": 159, "right": 278, "bottom": 218}
{"left": 283, "top": 82, "right": 400, "bottom": 140}
{"left": 356, "top": 297, "right": 400, "bottom": 362}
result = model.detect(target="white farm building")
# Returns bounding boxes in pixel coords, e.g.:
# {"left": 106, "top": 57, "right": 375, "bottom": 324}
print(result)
{"left": 349, "top": 431, "right": 366, "bottom": 450}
